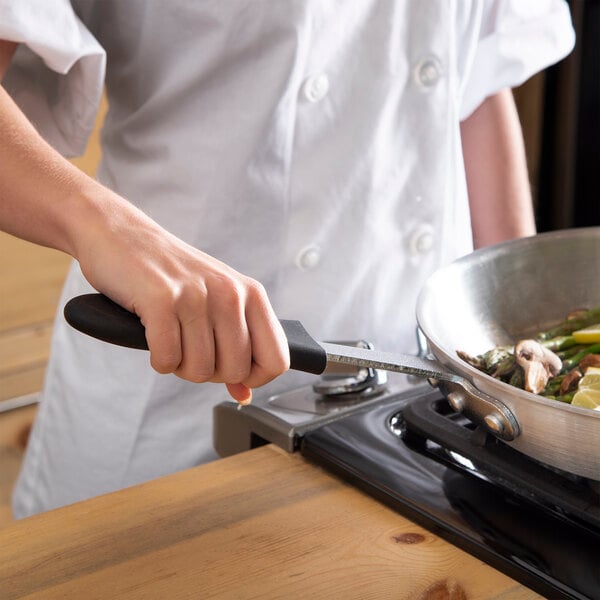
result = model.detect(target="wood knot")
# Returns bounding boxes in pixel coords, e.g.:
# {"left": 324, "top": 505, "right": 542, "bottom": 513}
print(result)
{"left": 419, "top": 580, "right": 467, "bottom": 600}
{"left": 391, "top": 532, "right": 425, "bottom": 544}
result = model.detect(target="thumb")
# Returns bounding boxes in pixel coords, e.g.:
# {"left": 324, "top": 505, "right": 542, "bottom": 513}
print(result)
{"left": 226, "top": 382, "right": 253, "bottom": 405}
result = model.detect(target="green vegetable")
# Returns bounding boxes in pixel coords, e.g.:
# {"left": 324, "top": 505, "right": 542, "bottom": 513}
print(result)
{"left": 560, "top": 343, "right": 600, "bottom": 373}
{"left": 457, "top": 305, "right": 600, "bottom": 406}
{"left": 537, "top": 306, "right": 600, "bottom": 340}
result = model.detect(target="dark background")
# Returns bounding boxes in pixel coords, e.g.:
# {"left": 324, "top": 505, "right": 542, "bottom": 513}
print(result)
{"left": 517, "top": 0, "right": 600, "bottom": 231}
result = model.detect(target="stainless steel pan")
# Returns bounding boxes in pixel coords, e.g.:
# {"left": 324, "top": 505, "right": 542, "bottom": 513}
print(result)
{"left": 416, "top": 227, "right": 600, "bottom": 480}
{"left": 64, "top": 227, "right": 600, "bottom": 480}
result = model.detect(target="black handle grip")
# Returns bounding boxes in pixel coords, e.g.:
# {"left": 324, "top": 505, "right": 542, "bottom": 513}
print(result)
{"left": 63, "top": 293, "right": 327, "bottom": 375}
{"left": 64, "top": 293, "right": 149, "bottom": 350}
{"left": 279, "top": 319, "right": 327, "bottom": 375}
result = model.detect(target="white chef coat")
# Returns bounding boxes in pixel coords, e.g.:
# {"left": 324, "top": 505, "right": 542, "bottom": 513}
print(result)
{"left": 1, "top": 0, "right": 574, "bottom": 518}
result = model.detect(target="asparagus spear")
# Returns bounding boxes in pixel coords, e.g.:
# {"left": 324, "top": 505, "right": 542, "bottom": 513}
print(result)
{"left": 561, "top": 343, "right": 600, "bottom": 372}
{"left": 537, "top": 306, "right": 600, "bottom": 340}
{"left": 540, "top": 335, "right": 578, "bottom": 352}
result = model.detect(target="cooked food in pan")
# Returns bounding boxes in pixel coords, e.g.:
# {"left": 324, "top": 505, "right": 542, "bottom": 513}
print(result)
{"left": 458, "top": 306, "right": 600, "bottom": 410}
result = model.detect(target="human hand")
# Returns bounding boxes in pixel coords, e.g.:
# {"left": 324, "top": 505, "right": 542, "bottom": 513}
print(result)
{"left": 72, "top": 189, "right": 290, "bottom": 404}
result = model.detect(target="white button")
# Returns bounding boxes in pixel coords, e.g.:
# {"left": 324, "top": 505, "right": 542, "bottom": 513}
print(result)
{"left": 414, "top": 57, "right": 442, "bottom": 88}
{"left": 296, "top": 245, "right": 321, "bottom": 270}
{"left": 408, "top": 225, "right": 435, "bottom": 256}
{"left": 301, "top": 73, "right": 330, "bottom": 102}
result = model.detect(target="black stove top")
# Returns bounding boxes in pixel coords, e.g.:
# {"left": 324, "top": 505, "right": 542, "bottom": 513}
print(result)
{"left": 301, "top": 389, "right": 600, "bottom": 600}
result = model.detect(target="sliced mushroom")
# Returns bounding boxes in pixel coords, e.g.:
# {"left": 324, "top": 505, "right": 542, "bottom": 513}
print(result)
{"left": 514, "top": 339, "right": 563, "bottom": 394}
{"left": 580, "top": 354, "right": 600, "bottom": 374}
{"left": 559, "top": 369, "right": 582, "bottom": 395}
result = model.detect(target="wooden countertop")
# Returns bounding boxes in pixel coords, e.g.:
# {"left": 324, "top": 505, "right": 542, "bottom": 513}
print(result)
{"left": 0, "top": 445, "right": 540, "bottom": 599}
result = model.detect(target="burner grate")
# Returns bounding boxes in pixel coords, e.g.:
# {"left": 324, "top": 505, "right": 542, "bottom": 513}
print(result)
{"left": 395, "top": 396, "right": 600, "bottom": 532}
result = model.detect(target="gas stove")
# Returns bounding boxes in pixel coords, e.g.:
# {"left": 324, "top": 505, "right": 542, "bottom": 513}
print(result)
{"left": 214, "top": 350, "right": 600, "bottom": 600}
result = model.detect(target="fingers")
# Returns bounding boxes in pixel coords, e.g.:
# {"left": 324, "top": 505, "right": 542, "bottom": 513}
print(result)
{"left": 239, "top": 279, "right": 290, "bottom": 389}
{"left": 209, "top": 277, "right": 253, "bottom": 386}
{"left": 225, "top": 383, "right": 253, "bottom": 405}
{"left": 140, "top": 269, "right": 288, "bottom": 403}
{"left": 171, "top": 284, "right": 216, "bottom": 383}
{"left": 141, "top": 307, "right": 183, "bottom": 375}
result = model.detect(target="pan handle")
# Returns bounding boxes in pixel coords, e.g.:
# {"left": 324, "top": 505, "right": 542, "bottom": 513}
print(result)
{"left": 64, "top": 294, "right": 520, "bottom": 441}
{"left": 63, "top": 293, "right": 328, "bottom": 375}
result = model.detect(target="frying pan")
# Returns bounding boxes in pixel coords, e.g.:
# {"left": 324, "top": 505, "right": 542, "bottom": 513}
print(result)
{"left": 64, "top": 227, "right": 600, "bottom": 480}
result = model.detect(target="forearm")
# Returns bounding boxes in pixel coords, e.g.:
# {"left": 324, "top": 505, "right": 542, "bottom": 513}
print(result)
{"left": 0, "top": 39, "right": 134, "bottom": 259}
{"left": 461, "top": 88, "right": 536, "bottom": 249}
{"left": 0, "top": 80, "right": 143, "bottom": 260}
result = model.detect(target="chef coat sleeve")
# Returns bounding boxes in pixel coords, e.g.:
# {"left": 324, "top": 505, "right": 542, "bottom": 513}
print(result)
{"left": 457, "top": 0, "right": 575, "bottom": 121}
{"left": 0, "top": 0, "right": 105, "bottom": 156}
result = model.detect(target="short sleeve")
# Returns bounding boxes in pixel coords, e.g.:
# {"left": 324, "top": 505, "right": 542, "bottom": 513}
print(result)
{"left": 457, "top": 0, "right": 575, "bottom": 120}
{"left": 0, "top": 0, "right": 106, "bottom": 156}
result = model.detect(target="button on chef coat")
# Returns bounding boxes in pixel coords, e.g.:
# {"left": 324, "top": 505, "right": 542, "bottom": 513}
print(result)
{"left": 1, "top": 0, "right": 575, "bottom": 518}
{"left": 409, "top": 224, "right": 436, "bottom": 256}
{"left": 296, "top": 245, "right": 322, "bottom": 270}
{"left": 301, "top": 73, "right": 330, "bottom": 103}
{"left": 414, "top": 57, "right": 442, "bottom": 88}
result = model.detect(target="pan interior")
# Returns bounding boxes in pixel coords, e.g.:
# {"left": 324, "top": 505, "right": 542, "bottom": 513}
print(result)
{"left": 416, "top": 228, "right": 600, "bottom": 380}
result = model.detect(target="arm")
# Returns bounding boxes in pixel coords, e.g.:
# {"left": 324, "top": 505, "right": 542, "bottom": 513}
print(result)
{"left": 0, "top": 40, "right": 289, "bottom": 403}
{"left": 460, "top": 88, "right": 536, "bottom": 249}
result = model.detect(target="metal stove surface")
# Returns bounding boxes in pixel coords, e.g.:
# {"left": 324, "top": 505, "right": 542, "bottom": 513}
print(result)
{"left": 300, "top": 389, "right": 600, "bottom": 600}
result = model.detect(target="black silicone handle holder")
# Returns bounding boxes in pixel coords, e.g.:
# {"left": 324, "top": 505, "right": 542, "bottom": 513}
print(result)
{"left": 63, "top": 293, "right": 327, "bottom": 375}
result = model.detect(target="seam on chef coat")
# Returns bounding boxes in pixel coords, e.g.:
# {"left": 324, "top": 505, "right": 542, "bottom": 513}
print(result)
{"left": 457, "top": 0, "right": 575, "bottom": 120}
{"left": 0, "top": 0, "right": 106, "bottom": 156}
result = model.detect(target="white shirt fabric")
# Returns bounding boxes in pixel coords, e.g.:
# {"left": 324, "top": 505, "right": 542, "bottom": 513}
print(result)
{"left": 2, "top": 0, "right": 574, "bottom": 518}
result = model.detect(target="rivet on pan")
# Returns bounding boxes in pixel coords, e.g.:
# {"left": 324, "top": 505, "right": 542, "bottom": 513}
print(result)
{"left": 447, "top": 392, "right": 465, "bottom": 412}
{"left": 484, "top": 413, "right": 505, "bottom": 435}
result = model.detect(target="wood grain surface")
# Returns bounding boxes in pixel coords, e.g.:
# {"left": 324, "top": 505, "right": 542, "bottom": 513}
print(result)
{"left": 0, "top": 445, "right": 541, "bottom": 600}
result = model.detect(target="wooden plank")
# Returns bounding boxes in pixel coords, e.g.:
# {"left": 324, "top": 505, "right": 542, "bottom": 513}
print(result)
{"left": 0, "top": 321, "right": 53, "bottom": 375}
{"left": 0, "top": 405, "right": 37, "bottom": 529}
{"left": 0, "top": 321, "right": 51, "bottom": 401}
{"left": 0, "top": 366, "right": 46, "bottom": 402}
{"left": 0, "top": 445, "right": 539, "bottom": 599}
{"left": 0, "top": 234, "right": 70, "bottom": 331}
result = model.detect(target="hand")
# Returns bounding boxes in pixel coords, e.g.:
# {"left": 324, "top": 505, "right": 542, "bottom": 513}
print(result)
{"left": 73, "top": 189, "right": 290, "bottom": 404}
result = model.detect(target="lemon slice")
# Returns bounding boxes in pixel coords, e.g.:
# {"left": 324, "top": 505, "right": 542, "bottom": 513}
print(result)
{"left": 572, "top": 366, "right": 600, "bottom": 410}
{"left": 572, "top": 324, "right": 600, "bottom": 344}
{"left": 579, "top": 366, "right": 600, "bottom": 388}
{"left": 571, "top": 389, "right": 600, "bottom": 410}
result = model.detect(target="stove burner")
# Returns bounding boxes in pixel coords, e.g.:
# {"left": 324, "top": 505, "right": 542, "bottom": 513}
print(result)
{"left": 395, "top": 396, "right": 600, "bottom": 533}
